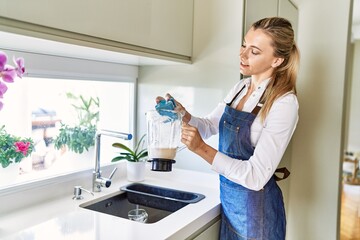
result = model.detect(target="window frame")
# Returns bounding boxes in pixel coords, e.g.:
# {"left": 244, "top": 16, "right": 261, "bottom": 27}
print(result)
{"left": 0, "top": 46, "right": 138, "bottom": 196}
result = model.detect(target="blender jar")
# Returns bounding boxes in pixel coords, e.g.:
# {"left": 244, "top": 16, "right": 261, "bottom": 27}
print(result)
{"left": 146, "top": 110, "right": 182, "bottom": 171}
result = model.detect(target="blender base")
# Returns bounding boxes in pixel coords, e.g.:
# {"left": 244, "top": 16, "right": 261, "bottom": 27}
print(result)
{"left": 148, "top": 159, "right": 176, "bottom": 172}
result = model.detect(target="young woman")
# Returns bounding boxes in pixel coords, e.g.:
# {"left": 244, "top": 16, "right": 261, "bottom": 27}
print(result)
{"left": 157, "top": 17, "right": 300, "bottom": 240}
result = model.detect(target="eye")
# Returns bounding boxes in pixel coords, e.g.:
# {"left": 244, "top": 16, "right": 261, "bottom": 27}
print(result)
{"left": 251, "top": 50, "right": 260, "bottom": 55}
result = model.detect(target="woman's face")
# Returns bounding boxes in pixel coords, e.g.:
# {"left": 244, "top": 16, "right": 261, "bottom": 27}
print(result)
{"left": 240, "top": 28, "right": 282, "bottom": 80}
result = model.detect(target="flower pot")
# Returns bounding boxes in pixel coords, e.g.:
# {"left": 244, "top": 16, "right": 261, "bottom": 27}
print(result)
{"left": 127, "top": 161, "right": 146, "bottom": 182}
{"left": 0, "top": 162, "right": 20, "bottom": 186}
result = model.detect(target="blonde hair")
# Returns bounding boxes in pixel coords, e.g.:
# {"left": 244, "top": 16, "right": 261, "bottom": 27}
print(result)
{"left": 252, "top": 17, "right": 300, "bottom": 121}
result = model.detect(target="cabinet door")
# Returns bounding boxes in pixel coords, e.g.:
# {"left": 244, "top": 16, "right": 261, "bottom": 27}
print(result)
{"left": 243, "top": 0, "right": 298, "bottom": 36}
{"left": 192, "top": 218, "right": 221, "bottom": 240}
{"left": 279, "top": 0, "right": 298, "bottom": 39}
{"left": 244, "top": 0, "right": 278, "bottom": 34}
{"left": 0, "top": 0, "right": 193, "bottom": 58}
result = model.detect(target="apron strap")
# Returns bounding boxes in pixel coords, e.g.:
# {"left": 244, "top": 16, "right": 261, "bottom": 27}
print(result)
{"left": 227, "top": 83, "right": 265, "bottom": 115}
{"left": 251, "top": 102, "right": 263, "bottom": 115}
{"left": 274, "top": 167, "right": 290, "bottom": 181}
{"left": 227, "top": 85, "right": 246, "bottom": 106}
{"left": 251, "top": 90, "right": 266, "bottom": 115}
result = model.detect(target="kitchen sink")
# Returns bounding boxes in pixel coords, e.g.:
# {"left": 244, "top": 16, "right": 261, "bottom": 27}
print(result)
{"left": 80, "top": 183, "right": 205, "bottom": 223}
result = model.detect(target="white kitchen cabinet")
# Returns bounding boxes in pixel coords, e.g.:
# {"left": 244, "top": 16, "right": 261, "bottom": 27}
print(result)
{"left": 188, "top": 216, "right": 221, "bottom": 240}
{"left": 244, "top": 0, "right": 278, "bottom": 34}
{"left": 0, "top": 0, "right": 193, "bottom": 61}
{"left": 243, "top": 0, "right": 298, "bottom": 35}
{"left": 278, "top": 0, "right": 298, "bottom": 39}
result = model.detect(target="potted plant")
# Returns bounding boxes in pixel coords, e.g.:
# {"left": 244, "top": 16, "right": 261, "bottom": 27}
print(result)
{"left": 53, "top": 93, "right": 99, "bottom": 154}
{"left": 0, "top": 125, "right": 34, "bottom": 168}
{"left": 0, "top": 125, "right": 34, "bottom": 181}
{"left": 111, "top": 134, "right": 148, "bottom": 182}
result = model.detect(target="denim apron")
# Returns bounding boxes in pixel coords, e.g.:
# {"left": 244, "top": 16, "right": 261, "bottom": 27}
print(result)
{"left": 219, "top": 86, "right": 287, "bottom": 240}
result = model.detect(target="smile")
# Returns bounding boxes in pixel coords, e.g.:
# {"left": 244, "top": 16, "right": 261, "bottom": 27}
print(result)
{"left": 240, "top": 62, "right": 249, "bottom": 67}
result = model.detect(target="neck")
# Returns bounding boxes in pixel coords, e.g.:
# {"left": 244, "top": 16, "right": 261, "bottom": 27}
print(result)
{"left": 251, "top": 68, "right": 274, "bottom": 86}
{"left": 250, "top": 78, "right": 262, "bottom": 90}
{"left": 251, "top": 75, "right": 271, "bottom": 89}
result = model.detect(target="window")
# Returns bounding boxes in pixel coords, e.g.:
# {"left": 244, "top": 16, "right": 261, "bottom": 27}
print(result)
{"left": 0, "top": 36, "right": 138, "bottom": 189}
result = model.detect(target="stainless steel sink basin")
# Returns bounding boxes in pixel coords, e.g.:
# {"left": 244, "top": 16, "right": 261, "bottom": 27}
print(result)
{"left": 80, "top": 183, "right": 205, "bottom": 223}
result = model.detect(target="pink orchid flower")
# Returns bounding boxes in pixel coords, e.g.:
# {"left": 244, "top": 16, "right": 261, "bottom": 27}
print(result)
{"left": 0, "top": 51, "right": 17, "bottom": 82}
{"left": 14, "top": 141, "right": 31, "bottom": 156}
{"left": 0, "top": 67, "right": 16, "bottom": 83}
{"left": 0, "top": 81, "right": 8, "bottom": 97}
{"left": 0, "top": 51, "right": 7, "bottom": 71}
{"left": 0, "top": 51, "right": 26, "bottom": 111}
{"left": 13, "top": 57, "right": 25, "bottom": 78}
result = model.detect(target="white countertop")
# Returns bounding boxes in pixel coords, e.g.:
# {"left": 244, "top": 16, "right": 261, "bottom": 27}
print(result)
{"left": 0, "top": 164, "right": 221, "bottom": 240}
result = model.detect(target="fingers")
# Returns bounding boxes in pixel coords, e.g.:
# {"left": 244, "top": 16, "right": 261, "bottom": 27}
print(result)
{"left": 156, "top": 93, "right": 173, "bottom": 104}
{"left": 157, "top": 94, "right": 187, "bottom": 118}
{"left": 155, "top": 96, "right": 165, "bottom": 104}
{"left": 181, "top": 122, "right": 192, "bottom": 133}
{"left": 165, "top": 93, "right": 173, "bottom": 101}
{"left": 181, "top": 122, "right": 191, "bottom": 142}
{"left": 181, "top": 122, "right": 201, "bottom": 151}
{"left": 181, "top": 122, "right": 197, "bottom": 142}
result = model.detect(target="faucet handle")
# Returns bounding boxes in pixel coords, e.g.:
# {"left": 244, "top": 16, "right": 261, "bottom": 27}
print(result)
{"left": 108, "top": 167, "right": 117, "bottom": 180}
{"left": 103, "top": 167, "right": 118, "bottom": 188}
{"left": 73, "top": 186, "right": 94, "bottom": 200}
{"left": 95, "top": 167, "right": 118, "bottom": 189}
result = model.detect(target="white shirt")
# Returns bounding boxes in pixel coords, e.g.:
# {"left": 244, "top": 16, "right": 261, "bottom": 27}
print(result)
{"left": 188, "top": 78, "right": 299, "bottom": 190}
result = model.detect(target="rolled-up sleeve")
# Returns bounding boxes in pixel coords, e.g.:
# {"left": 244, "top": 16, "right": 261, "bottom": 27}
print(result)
{"left": 188, "top": 102, "right": 225, "bottom": 139}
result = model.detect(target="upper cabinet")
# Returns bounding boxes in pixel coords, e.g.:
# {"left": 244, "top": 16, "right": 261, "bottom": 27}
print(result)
{"left": 278, "top": 0, "right": 298, "bottom": 40}
{"left": 244, "top": 0, "right": 298, "bottom": 39}
{"left": 0, "top": 0, "right": 194, "bottom": 63}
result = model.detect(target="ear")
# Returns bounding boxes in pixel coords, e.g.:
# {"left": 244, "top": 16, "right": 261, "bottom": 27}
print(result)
{"left": 271, "top": 57, "right": 284, "bottom": 68}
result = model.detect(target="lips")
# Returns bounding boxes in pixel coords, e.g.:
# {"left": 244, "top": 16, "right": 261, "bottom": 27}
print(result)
{"left": 240, "top": 62, "right": 249, "bottom": 68}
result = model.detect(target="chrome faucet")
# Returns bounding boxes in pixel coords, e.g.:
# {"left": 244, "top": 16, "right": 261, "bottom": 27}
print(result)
{"left": 93, "top": 129, "right": 132, "bottom": 192}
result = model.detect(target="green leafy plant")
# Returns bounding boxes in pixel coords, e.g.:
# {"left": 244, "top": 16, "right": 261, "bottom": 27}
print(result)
{"left": 0, "top": 125, "right": 34, "bottom": 168}
{"left": 111, "top": 134, "right": 148, "bottom": 162}
{"left": 65, "top": 93, "right": 99, "bottom": 127}
{"left": 53, "top": 93, "right": 99, "bottom": 154}
{"left": 53, "top": 124, "right": 97, "bottom": 154}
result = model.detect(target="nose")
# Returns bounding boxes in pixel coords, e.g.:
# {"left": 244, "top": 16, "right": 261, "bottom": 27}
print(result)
{"left": 239, "top": 48, "right": 249, "bottom": 62}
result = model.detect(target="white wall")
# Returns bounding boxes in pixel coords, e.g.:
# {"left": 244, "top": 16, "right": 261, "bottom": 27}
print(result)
{"left": 137, "top": 0, "right": 243, "bottom": 174}
{"left": 287, "top": 0, "right": 351, "bottom": 239}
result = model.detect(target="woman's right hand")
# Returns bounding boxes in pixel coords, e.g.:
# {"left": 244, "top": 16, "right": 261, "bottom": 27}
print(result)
{"left": 155, "top": 93, "right": 191, "bottom": 123}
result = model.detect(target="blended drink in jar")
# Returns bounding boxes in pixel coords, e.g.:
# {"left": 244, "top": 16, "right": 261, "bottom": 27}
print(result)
{"left": 149, "top": 148, "right": 177, "bottom": 160}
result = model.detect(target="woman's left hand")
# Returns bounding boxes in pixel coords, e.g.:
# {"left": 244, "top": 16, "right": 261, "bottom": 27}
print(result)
{"left": 181, "top": 122, "right": 205, "bottom": 152}
{"left": 181, "top": 122, "right": 217, "bottom": 165}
